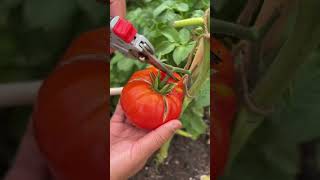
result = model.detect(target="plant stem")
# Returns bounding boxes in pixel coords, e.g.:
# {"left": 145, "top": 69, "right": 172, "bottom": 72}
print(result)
{"left": 0, "top": 81, "right": 42, "bottom": 107}
{"left": 156, "top": 137, "right": 173, "bottom": 165}
{"left": 165, "top": 64, "right": 192, "bottom": 75}
{"left": 227, "top": 0, "right": 320, "bottom": 172}
{"left": 183, "top": 37, "right": 210, "bottom": 111}
{"left": 211, "top": 18, "right": 259, "bottom": 41}
{"left": 173, "top": 17, "right": 204, "bottom": 28}
{"left": 176, "top": 129, "right": 194, "bottom": 139}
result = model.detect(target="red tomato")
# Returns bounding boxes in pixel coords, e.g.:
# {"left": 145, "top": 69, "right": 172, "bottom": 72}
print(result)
{"left": 33, "top": 29, "right": 107, "bottom": 180}
{"left": 211, "top": 38, "right": 237, "bottom": 178}
{"left": 211, "top": 38, "right": 236, "bottom": 88}
{"left": 120, "top": 67, "right": 184, "bottom": 130}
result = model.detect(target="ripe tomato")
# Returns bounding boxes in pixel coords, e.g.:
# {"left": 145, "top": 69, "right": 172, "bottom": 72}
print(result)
{"left": 33, "top": 29, "right": 107, "bottom": 180}
{"left": 211, "top": 38, "right": 237, "bottom": 177}
{"left": 120, "top": 66, "right": 184, "bottom": 130}
{"left": 211, "top": 38, "right": 236, "bottom": 88}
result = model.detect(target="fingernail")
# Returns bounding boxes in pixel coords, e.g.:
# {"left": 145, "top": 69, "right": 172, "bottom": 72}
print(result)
{"left": 171, "top": 120, "right": 182, "bottom": 130}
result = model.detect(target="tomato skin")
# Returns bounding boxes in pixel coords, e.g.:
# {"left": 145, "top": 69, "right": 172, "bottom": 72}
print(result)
{"left": 32, "top": 29, "right": 107, "bottom": 180}
{"left": 211, "top": 38, "right": 237, "bottom": 177}
{"left": 211, "top": 38, "right": 236, "bottom": 88}
{"left": 120, "top": 67, "right": 184, "bottom": 130}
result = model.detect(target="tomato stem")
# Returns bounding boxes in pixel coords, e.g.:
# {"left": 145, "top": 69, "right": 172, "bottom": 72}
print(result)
{"left": 173, "top": 17, "right": 204, "bottom": 28}
{"left": 158, "top": 74, "right": 169, "bottom": 88}
{"left": 165, "top": 64, "right": 191, "bottom": 75}
{"left": 150, "top": 72, "right": 176, "bottom": 95}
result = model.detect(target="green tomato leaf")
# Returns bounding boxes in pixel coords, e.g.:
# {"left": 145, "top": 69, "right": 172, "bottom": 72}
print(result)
{"left": 160, "top": 10, "right": 181, "bottom": 23}
{"left": 192, "top": 10, "right": 204, "bottom": 17}
{"left": 174, "top": 3, "right": 189, "bottom": 12}
{"left": 269, "top": 50, "right": 320, "bottom": 144}
{"left": 196, "top": 78, "right": 210, "bottom": 107}
{"left": 173, "top": 43, "right": 195, "bottom": 65}
{"left": 117, "top": 58, "right": 134, "bottom": 71}
{"left": 181, "top": 101, "right": 207, "bottom": 140}
{"left": 161, "top": 28, "right": 180, "bottom": 42}
{"left": 153, "top": 3, "right": 168, "bottom": 17}
{"left": 156, "top": 41, "right": 176, "bottom": 55}
{"left": 179, "top": 29, "right": 191, "bottom": 44}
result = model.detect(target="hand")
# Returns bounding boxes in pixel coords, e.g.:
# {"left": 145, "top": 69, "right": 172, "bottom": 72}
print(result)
{"left": 110, "top": 102, "right": 182, "bottom": 180}
{"left": 110, "top": 0, "right": 126, "bottom": 18}
{"left": 110, "top": 0, "right": 126, "bottom": 54}
{"left": 4, "top": 120, "right": 51, "bottom": 180}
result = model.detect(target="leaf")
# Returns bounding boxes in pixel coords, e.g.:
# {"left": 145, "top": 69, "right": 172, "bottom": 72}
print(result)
{"left": 161, "top": 28, "right": 180, "bottom": 42}
{"left": 220, "top": 142, "right": 296, "bottom": 180}
{"left": 180, "top": 102, "right": 207, "bottom": 140}
{"left": 268, "top": 50, "right": 320, "bottom": 144}
{"left": 179, "top": 29, "right": 191, "bottom": 44}
{"left": 173, "top": 43, "right": 195, "bottom": 65}
{"left": 192, "top": 10, "right": 204, "bottom": 18}
{"left": 160, "top": 10, "right": 181, "bottom": 23}
{"left": 156, "top": 41, "right": 176, "bottom": 55}
{"left": 23, "top": 0, "right": 76, "bottom": 30}
{"left": 153, "top": 3, "right": 168, "bottom": 17}
{"left": 196, "top": 78, "right": 210, "bottom": 107}
{"left": 117, "top": 58, "right": 134, "bottom": 71}
{"left": 174, "top": 3, "right": 189, "bottom": 12}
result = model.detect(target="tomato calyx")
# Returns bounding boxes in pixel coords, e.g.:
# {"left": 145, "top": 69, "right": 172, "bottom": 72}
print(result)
{"left": 150, "top": 71, "right": 177, "bottom": 95}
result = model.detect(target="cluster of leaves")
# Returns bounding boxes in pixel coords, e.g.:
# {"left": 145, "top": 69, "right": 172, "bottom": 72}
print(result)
{"left": 0, "top": 0, "right": 105, "bottom": 176}
{"left": 110, "top": 0, "right": 209, "bottom": 139}
{"left": 0, "top": 0, "right": 105, "bottom": 82}
{"left": 214, "top": 0, "right": 320, "bottom": 179}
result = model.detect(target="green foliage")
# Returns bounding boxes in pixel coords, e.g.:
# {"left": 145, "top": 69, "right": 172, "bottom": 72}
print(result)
{"left": 110, "top": 0, "right": 210, "bottom": 139}
{"left": 0, "top": 0, "right": 105, "bottom": 176}
{"left": 221, "top": 50, "right": 320, "bottom": 179}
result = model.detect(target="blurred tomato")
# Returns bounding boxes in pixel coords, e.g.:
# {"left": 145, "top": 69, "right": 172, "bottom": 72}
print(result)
{"left": 211, "top": 38, "right": 237, "bottom": 178}
{"left": 33, "top": 29, "right": 107, "bottom": 180}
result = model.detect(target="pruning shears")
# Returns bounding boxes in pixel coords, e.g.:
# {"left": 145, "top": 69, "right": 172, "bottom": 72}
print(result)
{"left": 110, "top": 16, "right": 178, "bottom": 81}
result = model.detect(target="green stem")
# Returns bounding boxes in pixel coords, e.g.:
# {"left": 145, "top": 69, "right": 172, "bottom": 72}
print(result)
{"left": 212, "top": 10, "right": 280, "bottom": 42}
{"left": 183, "top": 38, "right": 210, "bottom": 111}
{"left": 155, "top": 137, "right": 173, "bottom": 165}
{"left": 211, "top": 18, "right": 259, "bottom": 41}
{"left": 176, "top": 129, "right": 194, "bottom": 139}
{"left": 165, "top": 64, "right": 192, "bottom": 75}
{"left": 173, "top": 17, "right": 204, "bottom": 28}
{"left": 227, "top": 0, "right": 320, "bottom": 173}
{"left": 159, "top": 74, "right": 170, "bottom": 88}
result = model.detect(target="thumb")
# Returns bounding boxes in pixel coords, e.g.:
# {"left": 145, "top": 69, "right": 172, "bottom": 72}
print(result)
{"left": 137, "top": 120, "right": 182, "bottom": 157}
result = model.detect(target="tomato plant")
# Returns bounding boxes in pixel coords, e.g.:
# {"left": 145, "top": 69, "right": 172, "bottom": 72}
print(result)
{"left": 111, "top": 0, "right": 210, "bottom": 165}
{"left": 32, "top": 29, "right": 107, "bottom": 180}
{"left": 120, "top": 66, "right": 184, "bottom": 130}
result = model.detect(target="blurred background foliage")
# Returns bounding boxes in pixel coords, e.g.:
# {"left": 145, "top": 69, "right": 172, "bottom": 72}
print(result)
{"left": 214, "top": 0, "right": 320, "bottom": 180}
{"left": 0, "top": 0, "right": 105, "bottom": 177}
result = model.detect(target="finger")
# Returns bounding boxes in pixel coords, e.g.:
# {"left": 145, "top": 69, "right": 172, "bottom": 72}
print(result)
{"left": 111, "top": 101, "right": 125, "bottom": 122}
{"left": 110, "top": 0, "right": 126, "bottom": 18}
{"left": 137, "top": 120, "right": 182, "bottom": 157}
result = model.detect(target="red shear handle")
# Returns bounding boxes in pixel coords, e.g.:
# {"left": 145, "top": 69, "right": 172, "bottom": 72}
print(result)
{"left": 112, "top": 17, "right": 137, "bottom": 43}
